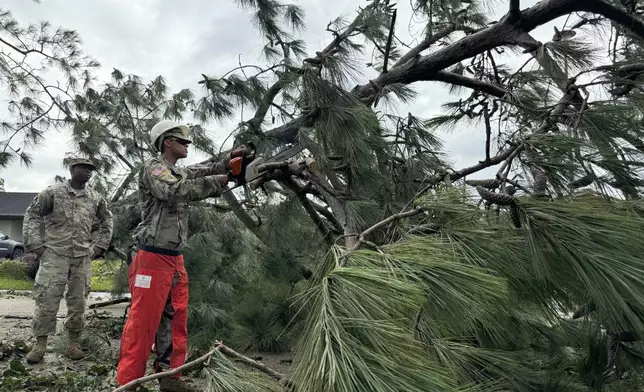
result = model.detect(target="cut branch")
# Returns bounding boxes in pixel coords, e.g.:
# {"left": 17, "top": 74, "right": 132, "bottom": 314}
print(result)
{"left": 218, "top": 343, "right": 292, "bottom": 386}
{"left": 88, "top": 297, "right": 130, "bottom": 309}
{"left": 112, "top": 343, "right": 223, "bottom": 392}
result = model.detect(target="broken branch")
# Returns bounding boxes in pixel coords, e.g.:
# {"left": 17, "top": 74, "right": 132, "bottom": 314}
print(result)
{"left": 218, "top": 344, "right": 292, "bottom": 386}
{"left": 88, "top": 297, "right": 130, "bottom": 309}
{"left": 112, "top": 343, "right": 224, "bottom": 392}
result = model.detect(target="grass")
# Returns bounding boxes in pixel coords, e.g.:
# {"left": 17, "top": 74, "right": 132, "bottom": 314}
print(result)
{"left": 0, "top": 277, "right": 33, "bottom": 290}
{"left": 0, "top": 259, "right": 120, "bottom": 292}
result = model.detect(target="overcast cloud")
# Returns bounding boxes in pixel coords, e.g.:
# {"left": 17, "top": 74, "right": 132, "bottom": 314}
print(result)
{"left": 0, "top": 0, "right": 562, "bottom": 192}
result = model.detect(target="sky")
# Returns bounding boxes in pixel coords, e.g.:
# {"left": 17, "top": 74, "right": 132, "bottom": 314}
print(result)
{"left": 0, "top": 0, "right": 566, "bottom": 192}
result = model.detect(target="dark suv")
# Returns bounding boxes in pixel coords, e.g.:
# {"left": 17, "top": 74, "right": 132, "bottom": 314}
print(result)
{"left": 0, "top": 230, "right": 24, "bottom": 260}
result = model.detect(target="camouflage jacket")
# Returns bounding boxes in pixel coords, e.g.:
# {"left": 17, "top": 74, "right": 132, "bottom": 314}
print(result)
{"left": 133, "top": 156, "right": 229, "bottom": 252}
{"left": 23, "top": 181, "right": 114, "bottom": 258}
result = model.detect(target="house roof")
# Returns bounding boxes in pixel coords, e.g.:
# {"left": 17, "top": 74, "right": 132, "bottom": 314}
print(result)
{"left": 0, "top": 192, "right": 38, "bottom": 218}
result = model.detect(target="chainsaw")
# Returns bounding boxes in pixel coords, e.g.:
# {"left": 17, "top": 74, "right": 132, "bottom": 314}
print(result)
{"left": 224, "top": 142, "right": 304, "bottom": 193}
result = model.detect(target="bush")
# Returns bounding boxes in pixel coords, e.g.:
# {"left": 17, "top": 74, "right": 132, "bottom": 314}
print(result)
{"left": 0, "top": 260, "right": 28, "bottom": 280}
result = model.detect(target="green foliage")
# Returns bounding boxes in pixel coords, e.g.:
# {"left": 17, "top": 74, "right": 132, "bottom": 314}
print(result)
{"left": 202, "top": 351, "right": 283, "bottom": 392}
{"left": 0, "top": 260, "right": 28, "bottom": 280}
{"left": 7, "top": 0, "right": 644, "bottom": 390}
{"left": 283, "top": 190, "right": 644, "bottom": 391}
{"left": 182, "top": 206, "right": 308, "bottom": 354}
{"left": 0, "top": 7, "right": 99, "bottom": 168}
{"left": 229, "top": 279, "right": 301, "bottom": 353}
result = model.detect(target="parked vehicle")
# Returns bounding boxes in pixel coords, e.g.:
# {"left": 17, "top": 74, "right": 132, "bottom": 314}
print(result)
{"left": 0, "top": 230, "right": 24, "bottom": 260}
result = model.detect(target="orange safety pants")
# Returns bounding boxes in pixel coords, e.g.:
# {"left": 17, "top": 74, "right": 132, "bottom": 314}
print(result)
{"left": 116, "top": 248, "right": 189, "bottom": 386}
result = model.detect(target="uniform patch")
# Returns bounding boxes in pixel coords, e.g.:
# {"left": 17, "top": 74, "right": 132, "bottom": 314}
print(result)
{"left": 151, "top": 166, "right": 166, "bottom": 177}
{"left": 134, "top": 274, "right": 152, "bottom": 288}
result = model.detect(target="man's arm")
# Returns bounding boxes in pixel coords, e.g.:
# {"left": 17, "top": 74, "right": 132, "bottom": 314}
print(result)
{"left": 22, "top": 188, "right": 54, "bottom": 252}
{"left": 92, "top": 196, "right": 114, "bottom": 253}
{"left": 185, "top": 146, "right": 251, "bottom": 178}
{"left": 185, "top": 155, "right": 230, "bottom": 178}
{"left": 146, "top": 161, "right": 226, "bottom": 202}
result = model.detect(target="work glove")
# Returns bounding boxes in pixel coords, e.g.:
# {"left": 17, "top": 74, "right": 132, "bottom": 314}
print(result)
{"left": 229, "top": 144, "right": 253, "bottom": 158}
{"left": 91, "top": 246, "right": 105, "bottom": 260}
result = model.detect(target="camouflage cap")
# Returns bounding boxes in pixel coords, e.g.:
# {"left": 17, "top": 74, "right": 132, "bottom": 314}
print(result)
{"left": 68, "top": 157, "right": 97, "bottom": 170}
{"left": 163, "top": 126, "right": 192, "bottom": 144}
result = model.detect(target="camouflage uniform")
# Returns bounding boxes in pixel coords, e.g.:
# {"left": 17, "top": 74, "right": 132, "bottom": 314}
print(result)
{"left": 117, "top": 152, "right": 230, "bottom": 388}
{"left": 23, "top": 162, "right": 113, "bottom": 362}
{"left": 138, "top": 156, "right": 229, "bottom": 369}
{"left": 133, "top": 156, "right": 228, "bottom": 251}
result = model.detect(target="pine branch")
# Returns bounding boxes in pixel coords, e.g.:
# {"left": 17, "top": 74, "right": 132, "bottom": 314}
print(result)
{"left": 393, "top": 24, "right": 457, "bottom": 68}
{"left": 263, "top": 182, "right": 344, "bottom": 233}
{"left": 584, "top": 0, "right": 644, "bottom": 40}
{"left": 483, "top": 104, "right": 492, "bottom": 162}
{"left": 509, "top": 0, "right": 521, "bottom": 20}
{"left": 246, "top": 73, "right": 294, "bottom": 133}
{"left": 311, "top": 200, "right": 343, "bottom": 233}
{"left": 382, "top": 9, "right": 397, "bottom": 74}
{"left": 432, "top": 71, "right": 508, "bottom": 97}
{"left": 194, "top": 0, "right": 644, "bottom": 174}
{"left": 221, "top": 192, "right": 267, "bottom": 244}
{"left": 411, "top": 84, "right": 579, "bottom": 202}
{"left": 218, "top": 342, "right": 293, "bottom": 387}
{"left": 110, "top": 169, "right": 137, "bottom": 203}
{"left": 88, "top": 297, "right": 130, "bottom": 309}
{"left": 112, "top": 343, "right": 224, "bottom": 392}
{"left": 347, "top": 207, "right": 425, "bottom": 253}
{"left": 281, "top": 176, "right": 336, "bottom": 245}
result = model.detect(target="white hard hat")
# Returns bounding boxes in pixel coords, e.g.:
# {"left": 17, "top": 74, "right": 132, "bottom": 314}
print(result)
{"left": 150, "top": 120, "right": 191, "bottom": 152}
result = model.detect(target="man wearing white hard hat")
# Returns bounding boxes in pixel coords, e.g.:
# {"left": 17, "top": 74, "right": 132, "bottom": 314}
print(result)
{"left": 115, "top": 120, "right": 249, "bottom": 391}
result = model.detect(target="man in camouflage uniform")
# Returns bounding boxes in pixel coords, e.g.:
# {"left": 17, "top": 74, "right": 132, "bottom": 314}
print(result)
{"left": 22, "top": 157, "right": 114, "bottom": 364}
{"left": 116, "top": 120, "right": 249, "bottom": 392}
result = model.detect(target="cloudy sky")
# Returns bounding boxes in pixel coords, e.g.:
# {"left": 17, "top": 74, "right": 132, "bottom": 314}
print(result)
{"left": 0, "top": 0, "right": 565, "bottom": 192}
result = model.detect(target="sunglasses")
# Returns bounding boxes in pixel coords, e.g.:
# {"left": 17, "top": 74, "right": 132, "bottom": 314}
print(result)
{"left": 168, "top": 138, "right": 191, "bottom": 146}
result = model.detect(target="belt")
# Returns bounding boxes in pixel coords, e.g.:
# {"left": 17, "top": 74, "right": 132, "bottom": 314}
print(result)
{"left": 137, "top": 243, "right": 182, "bottom": 257}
